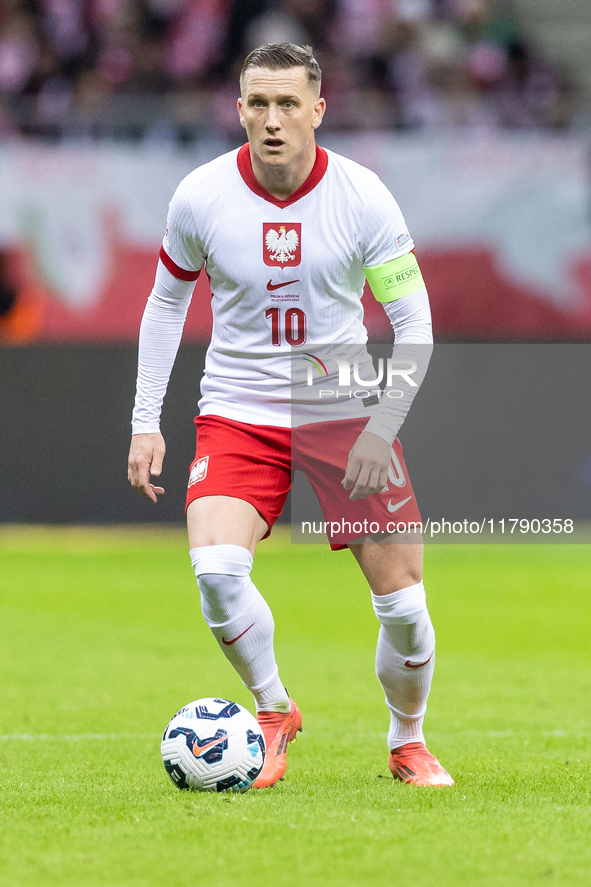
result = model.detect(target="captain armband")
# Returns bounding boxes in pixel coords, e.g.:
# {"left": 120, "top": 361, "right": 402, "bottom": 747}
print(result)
{"left": 364, "top": 252, "right": 425, "bottom": 303}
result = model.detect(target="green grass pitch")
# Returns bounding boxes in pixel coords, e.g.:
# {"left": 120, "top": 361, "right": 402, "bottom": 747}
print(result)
{"left": 0, "top": 526, "right": 589, "bottom": 887}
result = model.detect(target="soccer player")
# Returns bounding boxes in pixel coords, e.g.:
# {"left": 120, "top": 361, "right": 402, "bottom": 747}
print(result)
{"left": 128, "top": 43, "right": 454, "bottom": 788}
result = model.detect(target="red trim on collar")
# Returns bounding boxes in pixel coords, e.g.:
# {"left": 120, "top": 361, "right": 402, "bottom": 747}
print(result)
{"left": 237, "top": 143, "right": 328, "bottom": 208}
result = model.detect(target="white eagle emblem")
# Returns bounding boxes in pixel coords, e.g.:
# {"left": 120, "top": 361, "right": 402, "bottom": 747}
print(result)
{"left": 265, "top": 225, "right": 299, "bottom": 264}
{"left": 188, "top": 455, "right": 209, "bottom": 486}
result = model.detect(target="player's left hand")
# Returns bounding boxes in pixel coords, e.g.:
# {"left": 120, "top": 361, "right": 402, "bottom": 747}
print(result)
{"left": 342, "top": 431, "right": 391, "bottom": 501}
{"left": 128, "top": 432, "right": 166, "bottom": 503}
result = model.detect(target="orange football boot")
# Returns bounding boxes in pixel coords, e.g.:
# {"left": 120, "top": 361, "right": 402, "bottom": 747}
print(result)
{"left": 253, "top": 699, "right": 302, "bottom": 788}
{"left": 389, "top": 742, "right": 455, "bottom": 787}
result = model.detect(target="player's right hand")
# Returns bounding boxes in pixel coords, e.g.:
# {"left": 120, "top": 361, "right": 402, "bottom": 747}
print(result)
{"left": 342, "top": 430, "right": 391, "bottom": 501}
{"left": 128, "top": 432, "right": 166, "bottom": 503}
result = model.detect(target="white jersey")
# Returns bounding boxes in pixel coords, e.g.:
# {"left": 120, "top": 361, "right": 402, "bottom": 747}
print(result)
{"left": 159, "top": 144, "right": 415, "bottom": 427}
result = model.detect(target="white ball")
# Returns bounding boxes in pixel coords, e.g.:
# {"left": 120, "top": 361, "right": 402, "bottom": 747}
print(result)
{"left": 161, "top": 698, "right": 265, "bottom": 793}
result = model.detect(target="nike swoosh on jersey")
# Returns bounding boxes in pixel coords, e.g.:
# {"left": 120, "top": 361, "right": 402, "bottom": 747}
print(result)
{"left": 192, "top": 737, "right": 227, "bottom": 758}
{"left": 221, "top": 623, "right": 255, "bottom": 645}
{"left": 404, "top": 652, "right": 434, "bottom": 669}
{"left": 387, "top": 495, "right": 413, "bottom": 513}
{"left": 267, "top": 279, "right": 300, "bottom": 291}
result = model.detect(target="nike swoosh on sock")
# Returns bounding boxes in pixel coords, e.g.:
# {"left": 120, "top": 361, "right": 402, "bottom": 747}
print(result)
{"left": 404, "top": 652, "right": 434, "bottom": 669}
{"left": 222, "top": 623, "right": 255, "bottom": 645}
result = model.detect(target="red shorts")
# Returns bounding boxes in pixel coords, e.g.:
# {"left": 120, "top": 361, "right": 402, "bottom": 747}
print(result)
{"left": 186, "top": 415, "right": 421, "bottom": 549}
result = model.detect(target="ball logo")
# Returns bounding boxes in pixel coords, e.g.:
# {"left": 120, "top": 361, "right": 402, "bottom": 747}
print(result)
{"left": 188, "top": 455, "right": 209, "bottom": 487}
{"left": 168, "top": 726, "right": 228, "bottom": 764}
{"left": 263, "top": 223, "right": 301, "bottom": 266}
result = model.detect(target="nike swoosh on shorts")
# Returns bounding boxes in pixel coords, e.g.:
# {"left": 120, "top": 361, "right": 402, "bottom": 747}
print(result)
{"left": 387, "top": 495, "right": 413, "bottom": 514}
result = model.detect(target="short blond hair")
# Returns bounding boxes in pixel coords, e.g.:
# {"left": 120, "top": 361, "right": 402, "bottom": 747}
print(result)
{"left": 240, "top": 43, "right": 322, "bottom": 94}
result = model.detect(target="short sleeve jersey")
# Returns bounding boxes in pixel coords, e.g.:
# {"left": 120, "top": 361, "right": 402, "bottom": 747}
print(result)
{"left": 161, "top": 144, "right": 415, "bottom": 427}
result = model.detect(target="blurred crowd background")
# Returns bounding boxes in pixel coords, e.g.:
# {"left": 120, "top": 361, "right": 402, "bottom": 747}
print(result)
{"left": 0, "top": 0, "right": 578, "bottom": 142}
{"left": 1, "top": 0, "right": 590, "bottom": 349}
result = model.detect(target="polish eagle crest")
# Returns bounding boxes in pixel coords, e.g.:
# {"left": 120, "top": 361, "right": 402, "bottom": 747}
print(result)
{"left": 265, "top": 225, "right": 299, "bottom": 264}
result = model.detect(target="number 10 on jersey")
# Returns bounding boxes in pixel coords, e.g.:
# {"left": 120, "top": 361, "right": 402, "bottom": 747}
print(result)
{"left": 265, "top": 307, "right": 307, "bottom": 346}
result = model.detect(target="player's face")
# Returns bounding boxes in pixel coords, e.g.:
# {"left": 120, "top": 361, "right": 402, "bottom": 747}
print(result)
{"left": 237, "top": 67, "right": 325, "bottom": 170}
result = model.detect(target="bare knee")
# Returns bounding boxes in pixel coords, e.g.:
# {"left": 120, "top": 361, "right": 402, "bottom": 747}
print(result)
{"left": 349, "top": 541, "right": 423, "bottom": 595}
{"left": 187, "top": 496, "right": 268, "bottom": 556}
{"left": 373, "top": 564, "right": 422, "bottom": 595}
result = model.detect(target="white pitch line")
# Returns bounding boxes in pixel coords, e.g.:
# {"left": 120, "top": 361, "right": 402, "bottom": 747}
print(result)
{"left": 0, "top": 733, "right": 161, "bottom": 742}
{"left": 420, "top": 730, "right": 583, "bottom": 739}
{"left": 1, "top": 729, "right": 582, "bottom": 742}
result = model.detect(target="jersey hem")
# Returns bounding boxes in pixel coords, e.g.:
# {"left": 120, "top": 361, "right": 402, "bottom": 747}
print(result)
{"left": 198, "top": 403, "right": 291, "bottom": 428}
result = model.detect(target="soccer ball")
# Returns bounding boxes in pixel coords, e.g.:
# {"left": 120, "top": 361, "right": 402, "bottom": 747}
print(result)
{"left": 161, "top": 697, "right": 265, "bottom": 793}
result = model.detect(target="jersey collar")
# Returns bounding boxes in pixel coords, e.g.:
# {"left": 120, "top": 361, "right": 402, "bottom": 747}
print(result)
{"left": 237, "top": 143, "right": 328, "bottom": 208}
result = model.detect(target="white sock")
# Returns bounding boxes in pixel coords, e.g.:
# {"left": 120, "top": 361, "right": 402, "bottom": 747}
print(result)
{"left": 372, "top": 581, "right": 435, "bottom": 750}
{"left": 190, "top": 544, "right": 290, "bottom": 713}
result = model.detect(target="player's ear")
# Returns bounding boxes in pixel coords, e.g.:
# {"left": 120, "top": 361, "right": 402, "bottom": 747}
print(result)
{"left": 237, "top": 97, "right": 246, "bottom": 128}
{"left": 312, "top": 97, "right": 326, "bottom": 130}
